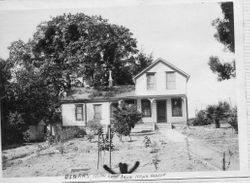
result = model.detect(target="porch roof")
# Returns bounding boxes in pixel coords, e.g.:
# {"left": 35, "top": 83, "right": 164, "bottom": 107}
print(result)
{"left": 60, "top": 85, "right": 186, "bottom": 104}
{"left": 123, "top": 94, "right": 187, "bottom": 99}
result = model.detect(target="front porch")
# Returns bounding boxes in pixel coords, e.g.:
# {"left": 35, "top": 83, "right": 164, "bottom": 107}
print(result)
{"left": 111, "top": 95, "right": 188, "bottom": 132}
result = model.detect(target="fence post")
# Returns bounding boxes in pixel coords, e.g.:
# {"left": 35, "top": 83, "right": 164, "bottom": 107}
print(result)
{"left": 109, "top": 125, "right": 111, "bottom": 168}
{"left": 222, "top": 152, "right": 226, "bottom": 171}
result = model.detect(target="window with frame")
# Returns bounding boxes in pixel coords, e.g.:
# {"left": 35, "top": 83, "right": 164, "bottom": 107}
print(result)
{"left": 93, "top": 104, "right": 102, "bottom": 120}
{"left": 110, "top": 103, "right": 118, "bottom": 118}
{"left": 146, "top": 73, "right": 156, "bottom": 90}
{"left": 141, "top": 99, "right": 151, "bottom": 117}
{"left": 171, "top": 98, "right": 182, "bottom": 117}
{"left": 75, "top": 104, "right": 84, "bottom": 121}
{"left": 166, "top": 72, "right": 176, "bottom": 90}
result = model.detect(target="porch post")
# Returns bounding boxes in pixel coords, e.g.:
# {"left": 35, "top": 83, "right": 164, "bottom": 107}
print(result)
{"left": 185, "top": 96, "right": 189, "bottom": 126}
{"left": 148, "top": 98, "right": 156, "bottom": 131}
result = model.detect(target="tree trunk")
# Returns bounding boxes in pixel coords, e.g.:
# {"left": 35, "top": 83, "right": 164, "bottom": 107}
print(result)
{"left": 215, "top": 119, "right": 221, "bottom": 128}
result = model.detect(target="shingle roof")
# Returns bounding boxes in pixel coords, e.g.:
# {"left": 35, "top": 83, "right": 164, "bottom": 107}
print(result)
{"left": 60, "top": 85, "right": 135, "bottom": 102}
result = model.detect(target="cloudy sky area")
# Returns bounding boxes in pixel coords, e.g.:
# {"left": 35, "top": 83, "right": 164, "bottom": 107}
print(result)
{"left": 0, "top": 1, "right": 236, "bottom": 117}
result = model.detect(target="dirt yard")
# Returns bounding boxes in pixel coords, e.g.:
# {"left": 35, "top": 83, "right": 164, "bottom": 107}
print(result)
{"left": 2, "top": 125, "right": 239, "bottom": 177}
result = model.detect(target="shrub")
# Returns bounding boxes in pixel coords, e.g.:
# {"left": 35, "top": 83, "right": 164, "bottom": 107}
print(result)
{"left": 150, "top": 141, "right": 160, "bottom": 154}
{"left": 152, "top": 154, "right": 161, "bottom": 171}
{"left": 228, "top": 107, "right": 238, "bottom": 133}
{"left": 51, "top": 126, "right": 86, "bottom": 144}
{"left": 206, "top": 101, "right": 231, "bottom": 128}
{"left": 112, "top": 104, "right": 142, "bottom": 138}
{"left": 87, "top": 119, "right": 103, "bottom": 135}
{"left": 99, "top": 133, "right": 115, "bottom": 151}
{"left": 143, "top": 136, "right": 151, "bottom": 148}
{"left": 86, "top": 134, "right": 95, "bottom": 142}
{"left": 2, "top": 112, "right": 28, "bottom": 145}
{"left": 192, "top": 110, "right": 212, "bottom": 126}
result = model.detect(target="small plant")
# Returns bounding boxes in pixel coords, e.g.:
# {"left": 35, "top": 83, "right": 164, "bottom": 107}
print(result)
{"left": 143, "top": 136, "right": 151, "bottom": 148}
{"left": 86, "top": 134, "right": 95, "bottom": 142}
{"left": 152, "top": 154, "right": 161, "bottom": 171}
{"left": 2, "top": 155, "right": 8, "bottom": 170}
{"left": 22, "top": 130, "right": 31, "bottom": 142}
{"left": 87, "top": 120, "right": 103, "bottom": 135}
{"left": 222, "top": 149, "right": 234, "bottom": 170}
{"left": 58, "top": 142, "right": 64, "bottom": 154}
{"left": 99, "top": 132, "right": 115, "bottom": 151}
{"left": 150, "top": 141, "right": 160, "bottom": 154}
{"left": 228, "top": 107, "right": 238, "bottom": 133}
{"left": 45, "top": 131, "right": 55, "bottom": 145}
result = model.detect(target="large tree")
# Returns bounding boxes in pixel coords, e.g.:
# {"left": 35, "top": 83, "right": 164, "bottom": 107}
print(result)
{"left": 208, "top": 2, "right": 235, "bottom": 81}
{"left": 2, "top": 13, "right": 152, "bottom": 144}
{"left": 30, "top": 13, "right": 143, "bottom": 89}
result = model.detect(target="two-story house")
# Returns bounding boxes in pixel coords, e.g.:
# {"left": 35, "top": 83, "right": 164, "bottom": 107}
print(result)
{"left": 60, "top": 58, "right": 190, "bottom": 130}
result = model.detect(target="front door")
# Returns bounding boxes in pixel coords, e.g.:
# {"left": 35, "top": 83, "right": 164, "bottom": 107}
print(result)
{"left": 157, "top": 100, "right": 166, "bottom": 123}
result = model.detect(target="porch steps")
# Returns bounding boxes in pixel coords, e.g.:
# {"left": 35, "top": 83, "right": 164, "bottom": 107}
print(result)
{"left": 156, "top": 123, "right": 172, "bottom": 130}
{"left": 131, "top": 123, "right": 154, "bottom": 133}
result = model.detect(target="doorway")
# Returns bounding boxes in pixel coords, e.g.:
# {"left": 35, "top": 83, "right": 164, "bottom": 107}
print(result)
{"left": 157, "top": 100, "right": 167, "bottom": 123}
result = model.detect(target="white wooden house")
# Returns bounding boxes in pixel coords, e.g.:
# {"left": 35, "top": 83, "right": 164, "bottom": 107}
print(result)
{"left": 60, "top": 58, "right": 190, "bottom": 130}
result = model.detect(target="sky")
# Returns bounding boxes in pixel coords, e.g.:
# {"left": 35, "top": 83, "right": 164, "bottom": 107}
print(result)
{"left": 0, "top": 0, "right": 236, "bottom": 117}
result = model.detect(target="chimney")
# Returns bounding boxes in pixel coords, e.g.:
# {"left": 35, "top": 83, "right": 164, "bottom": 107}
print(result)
{"left": 108, "top": 70, "right": 113, "bottom": 87}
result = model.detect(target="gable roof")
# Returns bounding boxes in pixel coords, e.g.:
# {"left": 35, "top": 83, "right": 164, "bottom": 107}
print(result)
{"left": 133, "top": 57, "right": 190, "bottom": 81}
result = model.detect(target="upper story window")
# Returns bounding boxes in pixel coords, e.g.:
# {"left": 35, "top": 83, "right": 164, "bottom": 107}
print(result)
{"left": 141, "top": 99, "right": 151, "bottom": 117}
{"left": 146, "top": 72, "right": 156, "bottom": 90}
{"left": 75, "top": 104, "right": 84, "bottom": 121}
{"left": 166, "top": 72, "right": 176, "bottom": 90}
{"left": 171, "top": 98, "right": 182, "bottom": 117}
{"left": 93, "top": 104, "right": 102, "bottom": 121}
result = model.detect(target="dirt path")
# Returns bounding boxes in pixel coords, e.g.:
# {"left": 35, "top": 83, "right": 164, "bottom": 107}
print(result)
{"left": 158, "top": 128, "right": 239, "bottom": 171}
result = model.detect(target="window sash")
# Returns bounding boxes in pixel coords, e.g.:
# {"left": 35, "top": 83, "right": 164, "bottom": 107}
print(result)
{"left": 75, "top": 104, "right": 84, "bottom": 121}
{"left": 94, "top": 104, "right": 102, "bottom": 120}
{"left": 147, "top": 73, "right": 156, "bottom": 90}
{"left": 166, "top": 72, "right": 176, "bottom": 89}
{"left": 171, "top": 98, "right": 182, "bottom": 117}
{"left": 141, "top": 99, "right": 151, "bottom": 117}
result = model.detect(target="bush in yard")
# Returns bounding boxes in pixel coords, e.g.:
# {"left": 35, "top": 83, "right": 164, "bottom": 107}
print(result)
{"left": 192, "top": 110, "right": 212, "bottom": 126}
{"left": 143, "top": 136, "right": 152, "bottom": 148}
{"left": 228, "top": 107, "right": 238, "bottom": 133}
{"left": 206, "top": 101, "right": 231, "bottom": 128}
{"left": 87, "top": 119, "right": 103, "bottom": 135}
{"left": 112, "top": 104, "right": 142, "bottom": 140}
{"left": 3, "top": 112, "right": 29, "bottom": 145}
{"left": 51, "top": 125, "right": 87, "bottom": 144}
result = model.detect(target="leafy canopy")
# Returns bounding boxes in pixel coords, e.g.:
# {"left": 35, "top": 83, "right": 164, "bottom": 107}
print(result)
{"left": 2, "top": 13, "right": 152, "bottom": 145}
{"left": 208, "top": 2, "right": 235, "bottom": 81}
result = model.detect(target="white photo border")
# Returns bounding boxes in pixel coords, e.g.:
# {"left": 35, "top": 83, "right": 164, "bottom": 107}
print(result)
{"left": 0, "top": 0, "right": 249, "bottom": 182}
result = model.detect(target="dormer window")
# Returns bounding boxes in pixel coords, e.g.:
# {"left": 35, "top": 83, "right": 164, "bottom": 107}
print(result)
{"left": 146, "top": 72, "right": 156, "bottom": 90}
{"left": 166, "top": 71, "right": 176, "bottom": 90}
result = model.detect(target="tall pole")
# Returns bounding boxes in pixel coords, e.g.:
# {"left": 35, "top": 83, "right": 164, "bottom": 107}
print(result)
{"left": 109, "top": 125, "right": 111, "bottom": 168}
{"left": 97, "top": 134, "right": 100, "bottom": 169}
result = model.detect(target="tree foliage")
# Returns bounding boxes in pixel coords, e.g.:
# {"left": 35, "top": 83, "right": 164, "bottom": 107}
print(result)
{"left": 208, "top": 56, "right": 235, "bottom": 81}
{"left": 0, "top": 58, "right": 12, "bottom": 99}
{"left": 2, "top": 13, "right": 152, "bottom": 145}
{"left": 112, "top": 104, "right": 142, "bottom": 137}
{"left": 206, "top": 101, "right": 231, "bottom": 128}
{"left": 30, "top": 13, "right": 142, "bottom": 88}
{"left": 208, "top": 2, "right": 235, "bottom": 81}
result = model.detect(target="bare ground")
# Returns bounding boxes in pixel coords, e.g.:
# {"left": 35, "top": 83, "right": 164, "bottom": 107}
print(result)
{"left": 2, "top": 125, "right": 239, "bottom": 177}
